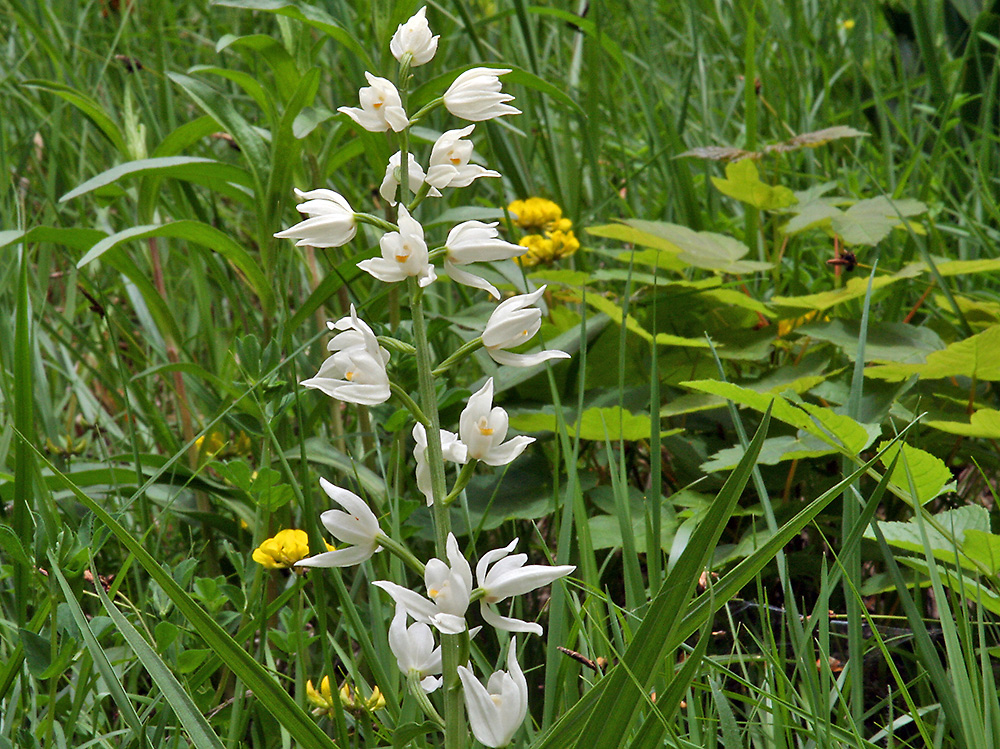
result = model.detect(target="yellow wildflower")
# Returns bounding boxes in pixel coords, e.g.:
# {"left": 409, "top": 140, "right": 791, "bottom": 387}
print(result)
{"left": 547, "top": 229, "right": 580, "bottom": 259}
{"left": 508, "top": 197, "right": 565, "bottom": 232}
{"left": 252, "top": 529, "right": 327, "bottom": 570}
{"left": 776, "top": 310, "right": 829, "bottom": 337}
{"left": 840, "top": 19, "right": 855, "bottom": 30}
{"left": 306, "top": 677, "right": 385, "bottom": 718}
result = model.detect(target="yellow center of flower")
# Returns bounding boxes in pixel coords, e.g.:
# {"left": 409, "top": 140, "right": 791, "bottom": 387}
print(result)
{"left": 428, "top": 586, "right": 440, "bottom": 598}
{"left": 345, "top": 370, "right": 355, "bottom": 381}
{"left": 450, "top": 155, "right": 461, "bottom": 165}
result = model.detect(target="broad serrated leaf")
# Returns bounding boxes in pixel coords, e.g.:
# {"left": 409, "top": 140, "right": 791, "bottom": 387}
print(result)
{"left": 799, "top": 319, "right": 946, "bottom": 363}
{"left": 710, "top": 159, "right": 797, "bottom": 210}
{"left": 831, "top": 196, "right": 927, "bottom": 246}
{"left": 770, "top": 263, "right": 925, "bottom": 312}
{"left": 924, "top": 409, "right": 1000, "bottom": 437}
{"left": 877, "top": 441, "right": 953, "bottom": 504}
{"left": 622, "top": 220, "right": 771, "bottom": 273}
{"left": 865, "top": 506, "right": 990, "bottom": 572}
{"left": 865, "top": 325, "right": 1000, "bottom": 381}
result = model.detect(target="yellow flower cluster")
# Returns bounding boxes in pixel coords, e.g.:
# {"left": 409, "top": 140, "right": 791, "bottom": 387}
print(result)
{"left": 507, "top": 197, "right": 580, "bottom": 267}
{"left": 306, "top": 676, "right": 385, "bottom": 718}
{"left": 253, "top": 529, "right": 330, "bottom": 570}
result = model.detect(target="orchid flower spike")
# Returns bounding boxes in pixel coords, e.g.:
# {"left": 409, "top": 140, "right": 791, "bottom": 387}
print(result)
{"left": 457, "top": 638, "right": 528, "bottom": 748}
{"left": 374, "top": 533, "right": 472, "bottom": 634}
{"left": 413, "top": 423, "right": 468, "bottom": 505}
{"left": 475, "top": 538, "right": 575, "bottom": 635}
{"left": 357, "top": 205, "right": 437, "bottom": 287}
{"left": 458, "top": 378, "right": 533, "bottom": 466}
{"left": 301, "top": 305, "right": 391, "bottom": 405}
{"left": 338, "top": 72, "right": 409, "bottom": 132}
{"left": 274, "top": 188, "right": 357, "bottom": 247}
{"left": 444, "top": 220, "right": 527, "bottom": 299}
{"left": 295, "top": 479, "right": 383, "bottom": 568}
{"left": 482, "top": 286, "right": 571, "bottom": 367}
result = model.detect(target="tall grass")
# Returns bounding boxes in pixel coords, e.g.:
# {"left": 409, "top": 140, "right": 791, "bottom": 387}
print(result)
{"left": 2, "top": 0, "right": 999, "bottom": 747}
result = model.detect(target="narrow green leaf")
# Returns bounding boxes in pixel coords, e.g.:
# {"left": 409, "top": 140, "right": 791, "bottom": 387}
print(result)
{"left": 28, "top": 450, "right": 339, "bottom": 749}
{"left": 92, "top": 569, "right": 225, "bottom": 749}
{"left": 59, "top": 156, "right": 252, "bottom": 203}
{"left": 211, "top": 0, "right": 372, "bottom": 68}
{"left": 77, "top": 222, "right": 274, "bottom": 317}
{"left": 49, "top": 562, "right": 151, "bottom": 749}
{"left": 23, "top": 79, "right": 128, "bottom": 155}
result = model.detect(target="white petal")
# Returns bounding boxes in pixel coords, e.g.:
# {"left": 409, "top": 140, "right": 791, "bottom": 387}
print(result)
{"left": 488, "top": 349, "right": 571, "bottom": 368}
{"left": 480, "top": 601, "right": 544, "bottom": 636}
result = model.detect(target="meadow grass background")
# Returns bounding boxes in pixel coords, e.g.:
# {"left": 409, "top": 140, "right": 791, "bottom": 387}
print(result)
{"left": 3, "top": 0, "right": 1000, "bottom": 747}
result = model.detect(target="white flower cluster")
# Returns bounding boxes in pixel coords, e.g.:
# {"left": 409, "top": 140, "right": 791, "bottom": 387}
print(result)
{"left": 277, "top": 9, "right": 575, "bottom": 747}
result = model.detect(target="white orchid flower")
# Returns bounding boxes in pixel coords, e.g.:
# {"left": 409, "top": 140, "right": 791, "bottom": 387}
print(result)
{"left": 482, "top": 286, "right": 571, "bottom": 367}
{"left": 457, "top": 638, "right": 528, "bottom": 748}
{"left": 475, "top": 538, "right": 575, "bottom": 635}
{"left": 390, "top": 7, "right": 439, "bottom": 66}
{"left": 274, "top": 188, "right": 357, "bottom": 248}
{"left": 374, "top": 533, "right": 472, "bottom": 634}
{"left": 425, "top": 125, "right": 501, "bottom": 190}
{"left": 458, "top": 378, "right": 533, "bottom": 466}
{"left": 413, "top": 423, "right": 469, "bottom": 505}
{"left": 387, "top": 603, "right": 442, "bottom": 693}
{"left": 301, "top": 305, "right": 391, "bottom": 405}
{"left": 357, "top": 205, "right": 437, "bottom": 287}
{"left": 444, "top": 221, "right": 527, "bottom": 299}
{"left": 294, "top": 479, "right": 383, "bottom": 568}
{"left": 338, "top": 72, "right": 409, "bottom": 133}
{"left": 443, "top": 67, "right": 521, "bottom": 122}
{"left": 379, "top": 152, "right": 442, "bottom": 206}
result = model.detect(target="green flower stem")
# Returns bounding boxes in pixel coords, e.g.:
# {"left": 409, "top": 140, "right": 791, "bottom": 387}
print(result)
{"left": 407, "top": 276, "right": 465, "bottom": 749}
{"left": 432, "top": 338, "right": 484, "bottom": 377}
{"left": 407, "top": 671, "right": 445, "bottom": 727}
{"left": 409, "top": 96, "right": 443, "bottom": 125}
{"left": 442, "top": 459, "right": 478, "bottom": 506}
{"left": 407, "top": 181, "right": 434, "bottom": 213}
{"left": 377, "top": 336, "right": 417, "bottom": 355}
{"left": 375, "top": 533, "right": 426, "bottom": 578}
{"left": 355, "top": 213, "right": 398, "bottom": 234}
{"left": 389, "top": 382, "right": 430, "bottom": 427}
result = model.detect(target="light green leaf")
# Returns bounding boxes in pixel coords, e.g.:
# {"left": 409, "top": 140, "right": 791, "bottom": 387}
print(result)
{"left": 937, "top": 257, "right": 1000, "bottom": 276}
{"left": 623, "top": 220, "right": 772, "bottom": 274}
{"left": 799, "top": 319, "right": 946, "bottom": 363}
{"left": 962, "top": 530, "right": 1000, "bottom": 575}
{"left": 924, "top": 409, "right": 1000, "bottom": 437}
{"left": 583, "top": 294, "right": 709, "bottom": 348}
{"left": 681, "top": 380, "right": 878, "bottom": 455}
{"left": 877, "top": 441, "right": 954, "bottom": 505}
{"left": 0, "top": 525, "right": 31, "bottom": 566}
{"left": 510, "top": 406, "right": 680, "bottom": 441}
{"left": 865, "top": 506, "right": 990, "bottom": 572}
{"left": 831, "top": 196, "right": 927, "bottom": 246}
{"left": 710, "top": 159, "right": 797, "bottom": 210}
{"left": 212, "top": 0, "right": 372, "bottom": 68}
{"left": 865, "top": 325, "right": 1000, "bottom": 381}
{"left": 24, "top": 80, "right": 128, "bottom": 155}
{"left": 59, "top": 156, "right": 252, "bottom": 203}
{"left": 76, "top": 222, "right": 275, "bottom": 317}
{"left": 771, "top": 263, "right": 925, "bottom": 311}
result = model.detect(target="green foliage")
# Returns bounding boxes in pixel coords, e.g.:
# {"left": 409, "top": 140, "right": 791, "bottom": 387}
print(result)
{"left": 4, "top": 0, "right": 1000, "bottom": 747}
